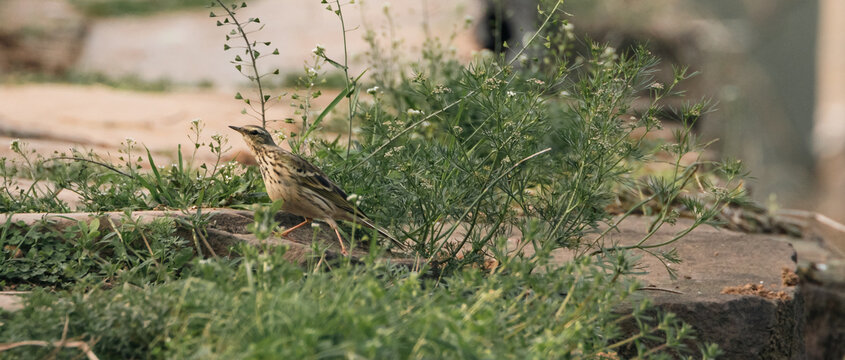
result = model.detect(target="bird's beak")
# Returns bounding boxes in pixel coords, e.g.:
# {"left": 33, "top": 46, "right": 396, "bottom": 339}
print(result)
{"left": 228, "top": 125, "right": 244, "bottom": 133}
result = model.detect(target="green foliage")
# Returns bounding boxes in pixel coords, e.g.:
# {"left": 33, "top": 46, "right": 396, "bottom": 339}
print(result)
{"left": 0, "top": 1, "right": 749, "bottom": 358}
{"left": 212, "top": 0, "right": 282, "bottom": 129}
{"left": 0, "top": 250, "right": 718, "bottom": 359}
{"left": 1, "top": 121, "right": 267, "bottom": 214}
{"left": 293, "top": 5, "right": 748, "bottom": 273}
{"left": 279, "top": 69, "right": 348, "bottom": 90}
{"left": 0, "top": 215, "right": 192, "bottom": 289}
{"left": 0, "top": 71, "right": 175, "bottom": 92}
{"left": 70, "top": 0, "right": 211, "bottom": 17}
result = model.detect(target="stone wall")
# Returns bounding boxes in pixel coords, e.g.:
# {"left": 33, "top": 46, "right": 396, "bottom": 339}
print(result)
{"left": 0, "top": 0, "right": 87, "bottom": 74}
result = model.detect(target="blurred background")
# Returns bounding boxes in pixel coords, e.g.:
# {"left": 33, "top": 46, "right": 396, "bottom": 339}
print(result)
{"left": 0, "top": 0, "right": 843, "bottom": 222}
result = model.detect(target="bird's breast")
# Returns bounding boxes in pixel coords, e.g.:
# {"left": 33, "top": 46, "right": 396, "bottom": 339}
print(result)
{"left": 261, "top": 172, "right": 294, "bottom": 201}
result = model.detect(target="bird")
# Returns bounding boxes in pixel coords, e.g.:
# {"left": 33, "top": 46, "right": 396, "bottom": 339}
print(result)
{"left": 229, "top": 124, "right": 403, "bottom": 255}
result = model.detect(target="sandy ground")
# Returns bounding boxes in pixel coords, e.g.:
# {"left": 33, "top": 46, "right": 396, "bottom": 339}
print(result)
{"left": 1, "top": 0, "right": 482, "bottom": 167}
{"left": 0, "top": 84, "right": 316, "bottom": 165}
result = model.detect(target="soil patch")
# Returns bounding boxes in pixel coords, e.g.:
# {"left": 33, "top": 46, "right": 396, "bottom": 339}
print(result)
{"left": 721, "top": 283, "right": 791, "bottom": 301}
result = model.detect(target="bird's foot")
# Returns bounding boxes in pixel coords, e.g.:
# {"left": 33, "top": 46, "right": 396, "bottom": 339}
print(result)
{"left": 279, "top": 218, "right": 312, "bottom": 237}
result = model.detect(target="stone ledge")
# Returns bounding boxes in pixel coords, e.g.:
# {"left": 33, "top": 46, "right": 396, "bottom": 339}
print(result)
{"left": 573, "top": 217, "right": 802, "bottom": 359}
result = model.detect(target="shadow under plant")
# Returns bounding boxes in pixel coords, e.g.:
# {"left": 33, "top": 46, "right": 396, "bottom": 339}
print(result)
{"left": 0, "top": 0, "right": 751, "bottom": 358}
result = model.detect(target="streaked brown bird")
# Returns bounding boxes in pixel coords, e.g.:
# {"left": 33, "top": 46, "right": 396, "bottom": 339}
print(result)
{"left": 229, "top": 125, "right": 402, "bottom": 255}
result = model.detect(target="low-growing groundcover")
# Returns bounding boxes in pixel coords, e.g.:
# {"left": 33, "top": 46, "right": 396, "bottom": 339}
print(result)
{"left": 0, "top": 0, "right": 743, "bottom": 358}
{"left": 2, "top": 249, "right": 712, "bottom": 359}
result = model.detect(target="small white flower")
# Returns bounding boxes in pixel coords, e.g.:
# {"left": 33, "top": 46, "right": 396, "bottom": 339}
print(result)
{"left": 506, "top": 91, "right": 517, "bottom": 97}
{"left": 306, "top": 67, "right": 318, "bottom": 77}
{"left": 366, "top": 86, "right": 380, "bottom": 95}
{"left": 9, "top": 138, "right": 20, "bottom": 152}
{"left": 650, "top": 82, "right": 664, "bottom": 90}
{"left": 311, "top": 222, "right": 321, "bottom": 228}
{"left": 384, "top": 145, "right": 404, "bottom": 158}
{"left": 382, "top": 2, "right": 390, "bottom": 12}
{"left": 406, "top": 108, "right": 423, "bottom": 116}
{"left": 346, "top": 193, "right": 359, "bottom": 202}
{"left": 560, "top": 90, "right": 570, "bottom": 97}
{"left": 432, "top": 84, "right": 451, "bottom": 94}
{"left": 312, "top": 44, "right": 325, "bottom": 56}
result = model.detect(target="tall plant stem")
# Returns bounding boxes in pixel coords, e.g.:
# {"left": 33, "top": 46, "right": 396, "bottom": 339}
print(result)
{"left": 335, "top": 0, "right": 355, "bottom": 159}
{"left": 216, "top": 0, "right": 268, "bottom": 128}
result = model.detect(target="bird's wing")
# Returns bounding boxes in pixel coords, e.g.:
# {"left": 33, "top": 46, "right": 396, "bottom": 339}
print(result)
{"left": 277, "top": 149, "right": 406, "bottom": 250}
{"left": 287, "top": 152, "right": 366, "bottom": 218}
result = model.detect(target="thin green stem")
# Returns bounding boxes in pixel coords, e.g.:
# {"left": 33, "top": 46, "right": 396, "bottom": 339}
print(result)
{"left": 216, "top": 0, "right": 267, "bottom": 128}
{"left": 427, "top": 148, "right": 551, "bottom": 262}
{"left": 334, "top": 0, "right": 355, "bottom": 159}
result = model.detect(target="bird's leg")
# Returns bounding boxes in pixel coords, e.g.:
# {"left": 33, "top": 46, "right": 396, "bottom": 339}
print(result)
{"left": 280, "top": 218, "right": 312, "bottom": 237}
{"left": 329, "top": 223, "right": 349, "bottom": 256}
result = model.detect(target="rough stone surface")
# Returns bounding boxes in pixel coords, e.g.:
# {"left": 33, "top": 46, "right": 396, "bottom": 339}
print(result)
{"left": 582, "top": 218, "right": 804, "bottom": 359}
{"left": 800, "top": 261, "right": 845, "bottom": 359}
{"left": 0, "top": 0, "right": 87, "bottom": 73}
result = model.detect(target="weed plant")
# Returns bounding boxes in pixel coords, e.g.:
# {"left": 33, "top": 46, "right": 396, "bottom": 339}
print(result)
{"left": 297, "top": 2, "right": 746, "bottom": 275}
{"left": 0, "top": 215, "right": 191, "bottom": 290}
{"left": 1, "top": 237, "right": 720, "bottom": 359}
{"left": 1, "top": 126, "right": 266, "bottom": 214}
{"left": 0, "top": 0, "right": 746, "bottom": 358}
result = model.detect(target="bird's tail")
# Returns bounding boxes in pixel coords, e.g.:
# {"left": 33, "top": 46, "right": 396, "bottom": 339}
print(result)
{"left": 357, "top": 217, "right": 407, "bottom": 251}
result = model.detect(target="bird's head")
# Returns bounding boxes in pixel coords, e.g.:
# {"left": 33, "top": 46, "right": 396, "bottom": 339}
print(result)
{"left": 228, "top": 125, "right": 276, "bottom": 149}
